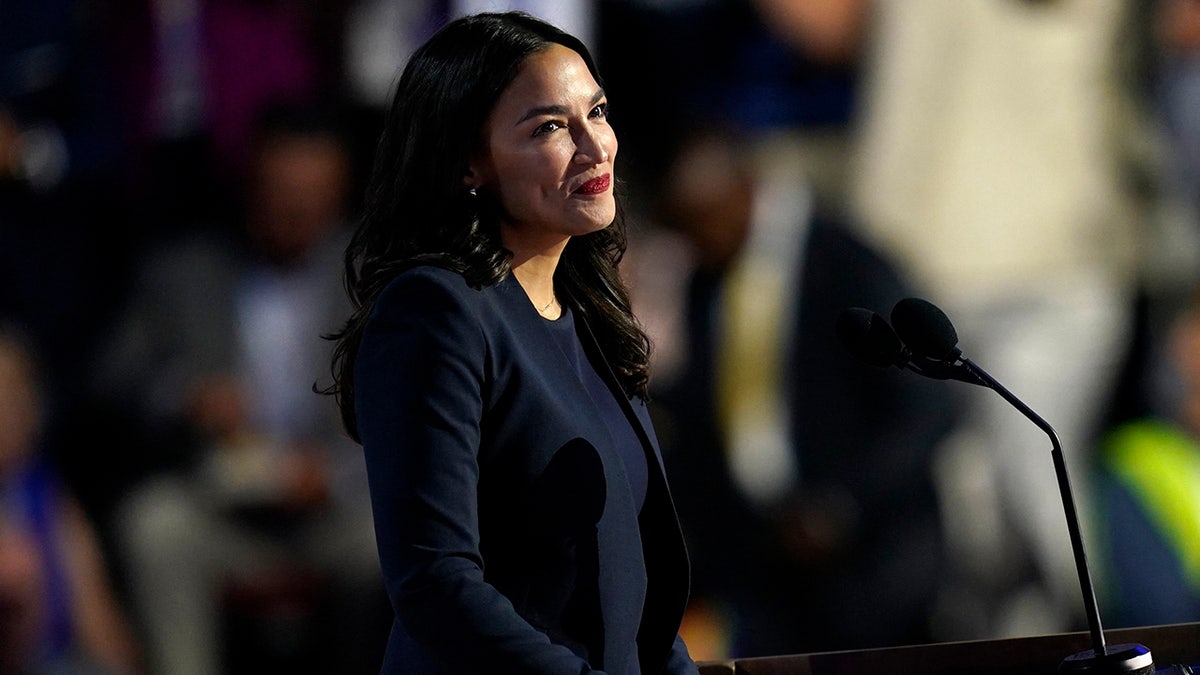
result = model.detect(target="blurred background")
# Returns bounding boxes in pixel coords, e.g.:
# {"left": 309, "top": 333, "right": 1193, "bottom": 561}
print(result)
{"left": 5, "top": 0, "right": 1200, "bottom": 672}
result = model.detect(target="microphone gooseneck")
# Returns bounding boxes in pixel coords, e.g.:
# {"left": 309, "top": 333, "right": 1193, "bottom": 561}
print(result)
{"left": 957, "top": 357, "right": 1152, "bottom": 672}
{"left": 956, "top": 359, "right": 1108, "bottom": 658}
{"left": 837, "top": 298, "right": 1154, "bottom": 674}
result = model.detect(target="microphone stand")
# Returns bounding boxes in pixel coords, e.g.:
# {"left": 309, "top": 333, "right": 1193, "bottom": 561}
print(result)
{"left": 958, "top": 356, "right": 1154, "bottom": 673}
{"left": 841, "top": 300, "right": 1158, "bottom": 671}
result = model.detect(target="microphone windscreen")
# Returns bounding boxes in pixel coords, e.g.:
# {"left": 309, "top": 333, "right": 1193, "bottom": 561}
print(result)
{"left": 891, "top": 298, "right": 959, "bottom": 360}
{"left": 836, "top": 307, "right": 905, "bottom": 368}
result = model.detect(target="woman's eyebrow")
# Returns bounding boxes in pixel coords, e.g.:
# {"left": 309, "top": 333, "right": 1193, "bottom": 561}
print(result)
{"left": 515, "top": 89, "right": 606, "bottom": 127}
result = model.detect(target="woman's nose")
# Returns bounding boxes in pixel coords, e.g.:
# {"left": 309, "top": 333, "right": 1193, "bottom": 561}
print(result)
{"left": 574, "top": 127, "right": 612, "bottom": 165}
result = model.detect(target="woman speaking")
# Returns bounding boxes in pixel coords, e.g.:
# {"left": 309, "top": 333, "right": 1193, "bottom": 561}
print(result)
{"left": 326, "top": 11, "right": 699, "bottom": 674}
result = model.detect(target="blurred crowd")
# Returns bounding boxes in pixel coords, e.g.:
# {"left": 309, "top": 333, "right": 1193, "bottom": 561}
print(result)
{"left": 5, "top": 0, "right": 1200, "bottom": 672}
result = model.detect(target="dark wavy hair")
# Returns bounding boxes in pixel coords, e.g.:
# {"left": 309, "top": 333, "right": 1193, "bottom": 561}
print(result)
{"left": 325, "top": 11, "right": 651, "bottom": 442}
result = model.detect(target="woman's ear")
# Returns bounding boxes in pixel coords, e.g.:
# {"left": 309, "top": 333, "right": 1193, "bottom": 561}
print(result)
{"left": 464, "top": 150, "right": 493, "bottom": 189}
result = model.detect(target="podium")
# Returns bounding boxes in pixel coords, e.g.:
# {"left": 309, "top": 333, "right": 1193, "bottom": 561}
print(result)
{"left": 697, "top": 622, "right": 1200, "bottom": 674}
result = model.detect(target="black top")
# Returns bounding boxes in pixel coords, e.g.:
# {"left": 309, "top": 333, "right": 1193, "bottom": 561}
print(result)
{"left": 545, "top": 306, "right": 648, "bottom": 513}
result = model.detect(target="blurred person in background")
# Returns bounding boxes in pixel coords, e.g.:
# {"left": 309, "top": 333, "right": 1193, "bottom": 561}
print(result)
{"left": 0, "top": 322, "right": 142, "bottom": 674}
{"left": 638, "top": 128, "right": 958, "bottom": 659}
{"left": 848, "top": 0, "right": 1180, "bottom": 640}
{"left": 611, "top": 0, "right": 875, "bottom": 405}
{"left": 91, "top": 102, "right": 382, "bottom": 675}
{"left": 1096, "top": 286, "right": 1200, "bottom": 628}
{"left": 1090, "top": 0, "right": 1200, "bottom": 632}
{"left": 613, "top": 0, "right": 959, "bottom": 660}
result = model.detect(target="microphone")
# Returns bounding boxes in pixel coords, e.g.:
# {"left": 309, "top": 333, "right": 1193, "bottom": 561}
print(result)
{"left": 834, "top": 307, "right": 906, "bottom": 368}
{"left": 890, "top": 297, "right": 960, "bottom": 361}
{"left": 835, "top": 306, "right": 983, "bottom": 386}
{"left": 837, "top": 300, "right": 1154, "bottom": 674}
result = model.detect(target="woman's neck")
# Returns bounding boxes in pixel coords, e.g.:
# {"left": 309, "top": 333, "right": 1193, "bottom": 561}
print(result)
{"left": 509, "top": 240, "right": 566, "bottom": 320}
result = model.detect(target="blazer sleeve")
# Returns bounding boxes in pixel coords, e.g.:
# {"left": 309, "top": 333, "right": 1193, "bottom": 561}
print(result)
{"left": 355, "top": 270, "right": 604, "bottom": 674}
{"left": 666, "top": 634, "right": 701, "bottom": 675}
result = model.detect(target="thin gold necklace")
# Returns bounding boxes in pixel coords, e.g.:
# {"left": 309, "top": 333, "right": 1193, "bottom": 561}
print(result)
{"left": 537, "top": 296, "right": 557, "bottom": 314}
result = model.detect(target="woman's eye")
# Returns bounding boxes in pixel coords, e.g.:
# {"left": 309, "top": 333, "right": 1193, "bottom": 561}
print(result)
{"left": 590, "top": 103, "right": 608, "bottom": 119}
{"left": 533, "top": 120, "right": 563, "bottom": 137}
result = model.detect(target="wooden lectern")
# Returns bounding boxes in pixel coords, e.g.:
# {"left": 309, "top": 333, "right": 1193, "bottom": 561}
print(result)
{"left": 697, "top": 622, "right": 1200, "bottom": 674}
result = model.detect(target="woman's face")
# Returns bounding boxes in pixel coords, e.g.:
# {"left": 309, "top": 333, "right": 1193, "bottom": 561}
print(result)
{"left": 469, "top": 43, "right": 618, "bottom": 254}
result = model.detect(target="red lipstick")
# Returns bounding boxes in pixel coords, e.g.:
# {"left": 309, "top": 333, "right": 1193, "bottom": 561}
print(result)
{"left": 575, "top": 174, "right": 611, "bottom": 195}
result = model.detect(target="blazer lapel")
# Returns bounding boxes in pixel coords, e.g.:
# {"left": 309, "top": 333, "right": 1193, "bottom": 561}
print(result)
{"left": 576, "top": 311, "right": 693, "bottom": 674}
{"left": 572, "top": 311, "right": 665, "bottom": 476}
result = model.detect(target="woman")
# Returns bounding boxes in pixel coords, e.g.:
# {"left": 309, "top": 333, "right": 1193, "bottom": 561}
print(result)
{"left": 327, "top": 11, "right": 699, "bottom": 674}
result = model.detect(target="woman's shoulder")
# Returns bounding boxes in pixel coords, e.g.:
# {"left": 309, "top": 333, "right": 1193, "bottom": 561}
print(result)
{"left": 377, "top": 265, "right": 481, "bottom": 306}
{"left": 371, "top": 264, "right": 510, "bottom": 325}
{"left": 383, "top": 263, "right": 471, "bottom": 290}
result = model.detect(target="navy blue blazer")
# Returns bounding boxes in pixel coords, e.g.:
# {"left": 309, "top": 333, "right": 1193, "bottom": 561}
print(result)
{"left": 355, "top": 265, "right": 697, "bottom": 674}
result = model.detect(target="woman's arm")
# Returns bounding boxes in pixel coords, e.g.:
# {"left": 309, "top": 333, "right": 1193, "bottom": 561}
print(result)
{"left": 357, "top": 269, "right": 601, "bottom": 673}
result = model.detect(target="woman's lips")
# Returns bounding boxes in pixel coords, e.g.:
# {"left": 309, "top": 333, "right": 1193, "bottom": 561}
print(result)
{"left": 574, "top": 173, "right": 611, "bottom": 195}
